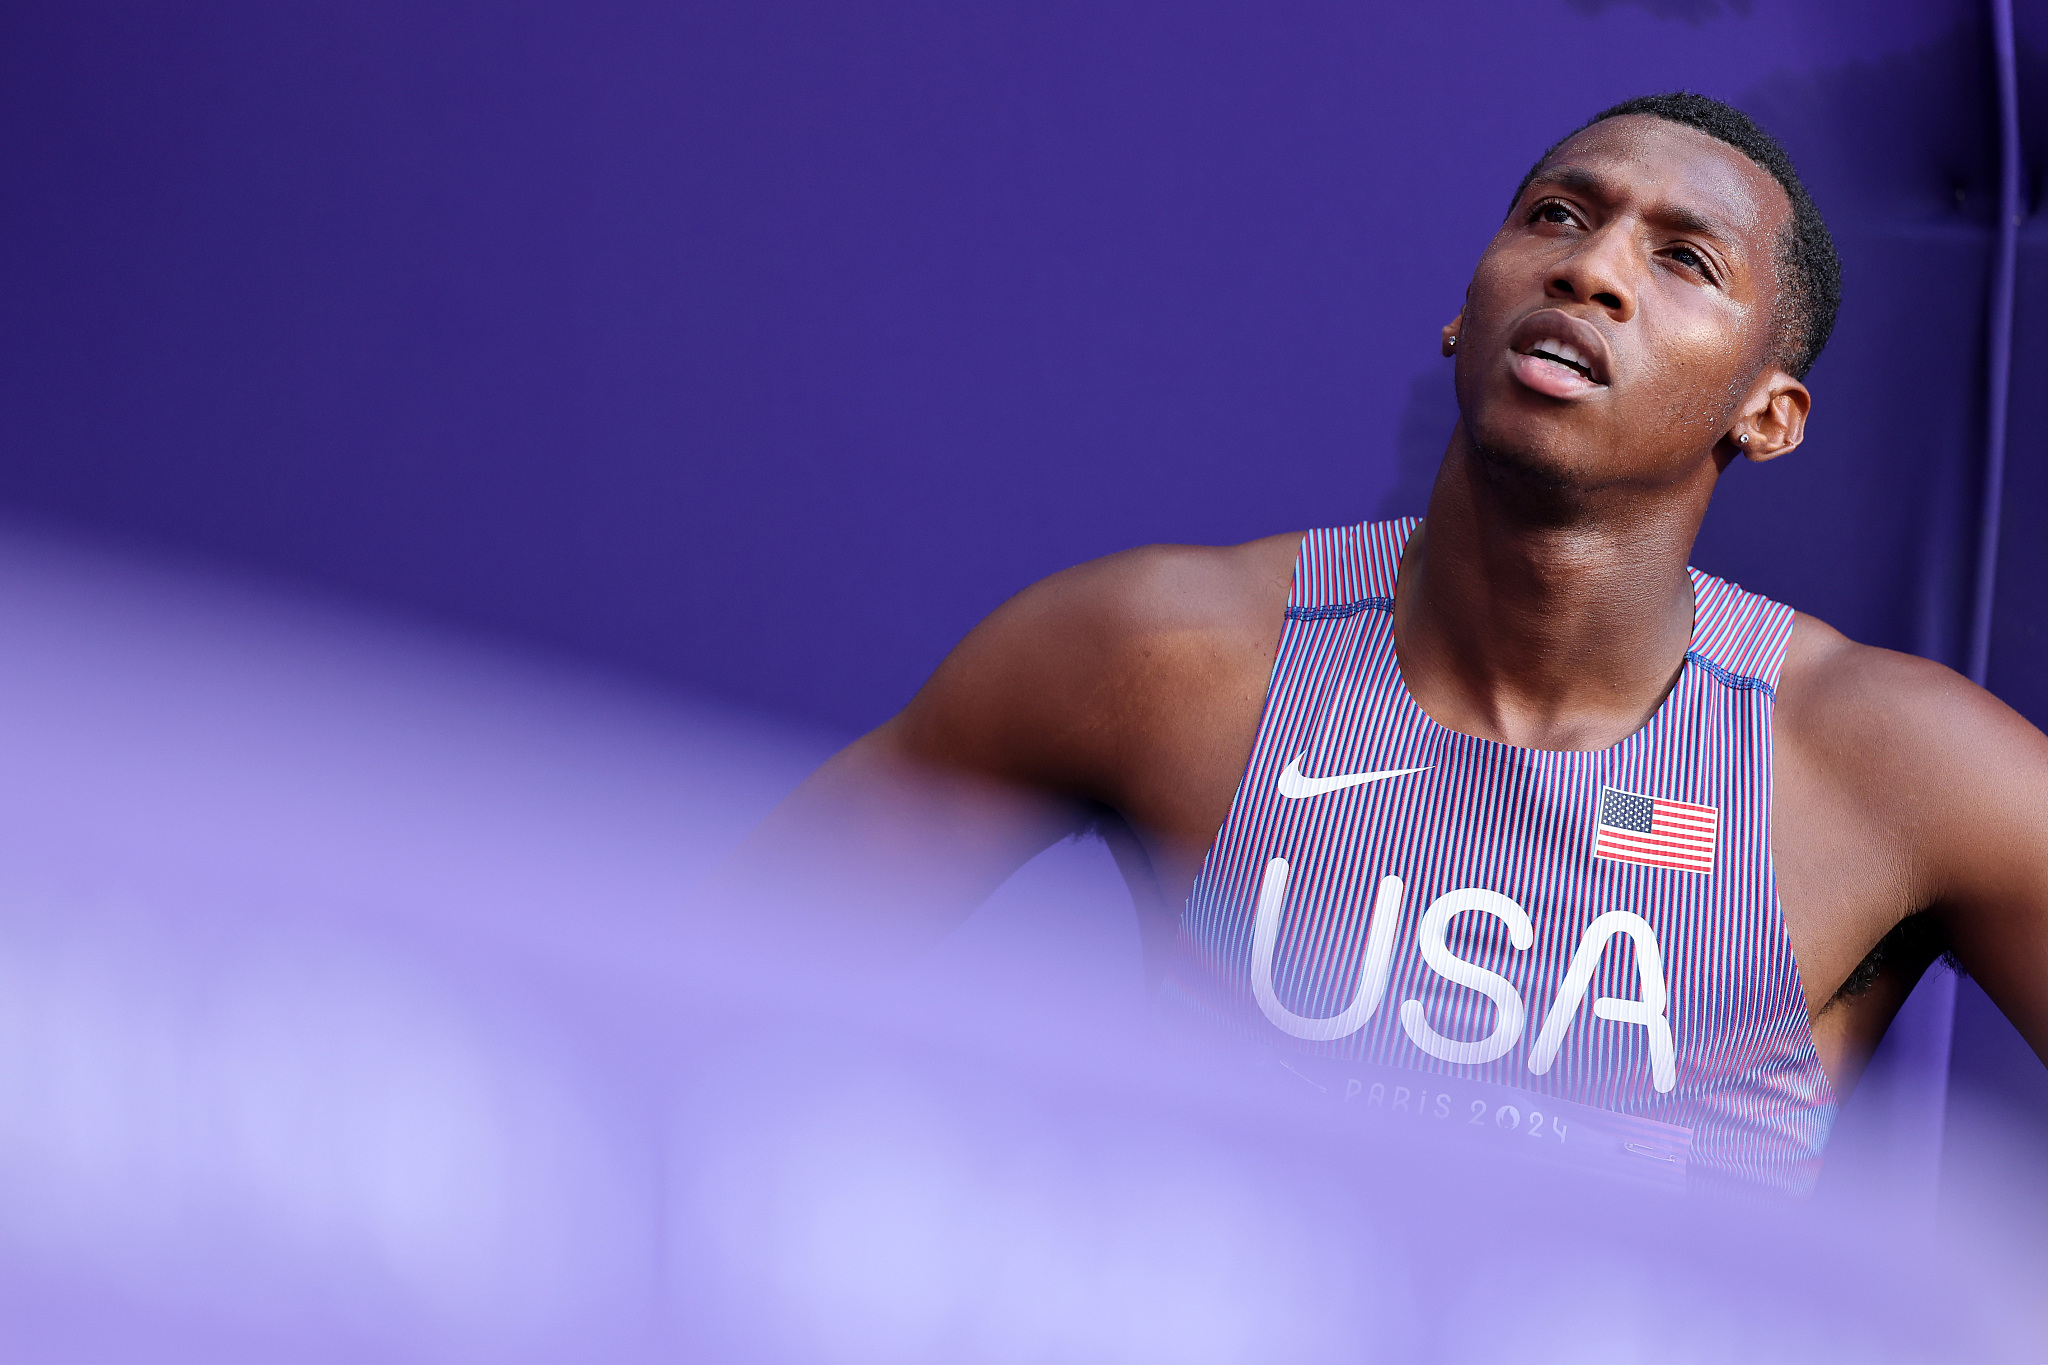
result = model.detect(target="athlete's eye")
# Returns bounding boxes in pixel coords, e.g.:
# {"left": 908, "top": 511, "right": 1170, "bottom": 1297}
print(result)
{"left": 1667, "top": 244, "right": 1715, "bottom": 280}
{"left": 1529, "top": 199, "right": 1578, "bottom": 226}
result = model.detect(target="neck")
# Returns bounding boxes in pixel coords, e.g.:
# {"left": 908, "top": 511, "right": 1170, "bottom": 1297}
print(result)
{"left": 1394, "top": 424, "right": 1717, "bottom": 750}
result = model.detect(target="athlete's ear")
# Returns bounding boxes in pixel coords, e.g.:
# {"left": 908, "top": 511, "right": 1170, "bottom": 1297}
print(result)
{"left": 1728, "top": 370, "right": 1809, "bottom": 464}
{"left": 1441, "top": 312, "right": 1464, "bottom": 359}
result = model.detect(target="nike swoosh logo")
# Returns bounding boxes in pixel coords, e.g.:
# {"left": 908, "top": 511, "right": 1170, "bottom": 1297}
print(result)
{"left": 1276, "top": 756, "right": 1432, "bottom": 799}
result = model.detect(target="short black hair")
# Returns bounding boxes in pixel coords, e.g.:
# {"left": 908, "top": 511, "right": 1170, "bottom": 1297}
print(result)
{"left": 1509, "top": 92, "right": 1840, "bottom": 381}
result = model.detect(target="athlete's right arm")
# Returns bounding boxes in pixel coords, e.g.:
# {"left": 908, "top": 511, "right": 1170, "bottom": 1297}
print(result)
{"left": 706, "top": 536, "right": 1299, "bottom": 964}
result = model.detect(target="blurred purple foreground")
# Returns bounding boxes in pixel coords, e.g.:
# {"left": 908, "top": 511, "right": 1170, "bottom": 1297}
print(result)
{"left": 0, "top": 521, "right": 2036, "bottom": 1363}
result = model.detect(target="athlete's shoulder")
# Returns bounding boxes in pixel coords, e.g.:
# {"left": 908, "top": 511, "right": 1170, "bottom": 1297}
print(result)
{"left": 1778, "top": 613, "right": 1997, "bottom": 732}
{"left": 1026, "top": 532, "right": 1303, "bottom": 644}
{"left": 885, "top": 532, "right": 1302, "bottom": 796}
{"left": 962, "top": 532, "right": 1303, "bottom": 708}
{"left": 1775, "top": 611, "right": 2048, "bottom": 819}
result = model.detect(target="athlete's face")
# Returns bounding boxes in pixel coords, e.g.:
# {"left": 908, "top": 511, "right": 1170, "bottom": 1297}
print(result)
{"left": 1446, "top": 116, "right": 1809, "bottom": 494}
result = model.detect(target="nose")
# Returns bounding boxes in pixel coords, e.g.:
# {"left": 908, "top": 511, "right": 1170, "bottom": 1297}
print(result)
{"left": 1544, "top": 224, "right": 1635, "bottom": 321}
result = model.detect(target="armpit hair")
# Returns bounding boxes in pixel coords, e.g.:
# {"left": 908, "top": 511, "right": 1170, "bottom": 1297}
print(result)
{"left": 1835, "top": 911, "right": 1965, "bottom": 999}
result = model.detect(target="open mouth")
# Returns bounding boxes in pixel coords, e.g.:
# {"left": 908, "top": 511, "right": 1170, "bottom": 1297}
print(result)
{"left": 1519, "top": 340, "right": 1600, "bottom": 384}
{"left": 1504, "top": 311, "right": 1612, "bottom": 398}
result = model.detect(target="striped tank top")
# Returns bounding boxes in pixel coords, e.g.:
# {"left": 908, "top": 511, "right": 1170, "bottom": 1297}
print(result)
{"left": 1168, "top": 518, "right": 1835, "bottom": 1193}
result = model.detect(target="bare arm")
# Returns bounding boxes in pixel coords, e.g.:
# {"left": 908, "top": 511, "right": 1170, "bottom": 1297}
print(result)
{"left": 708, "top": 536, "right": 1298, "bottom": 964}
{"left": 1777, "top": 617, "right": 2048, "bottom": 1072}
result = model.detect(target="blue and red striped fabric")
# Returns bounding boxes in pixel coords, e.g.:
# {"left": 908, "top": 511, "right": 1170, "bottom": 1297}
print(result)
{"left": 1167, "top": 518, "right": 1835, "bottom": 1192}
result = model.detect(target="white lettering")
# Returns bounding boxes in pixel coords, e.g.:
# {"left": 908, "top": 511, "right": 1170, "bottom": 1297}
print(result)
{"left": 1526, "top": 910, "right": 1677, "bottom": 1093}
{"left": 1250, "top": 858, "right": 1405, "bottom": 1040}
{"left": 1397, "top": 888, "right": 1533, "bottom": 1064}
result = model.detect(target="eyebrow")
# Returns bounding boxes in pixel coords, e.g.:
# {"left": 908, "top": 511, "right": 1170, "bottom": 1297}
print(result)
{"left": 1527, "top": 164, "right": 1732, "bottom": 244}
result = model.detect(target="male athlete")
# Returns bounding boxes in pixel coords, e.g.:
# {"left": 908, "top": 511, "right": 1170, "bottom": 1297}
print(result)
{"left": 726, "top": 93, "right": 2048, "bottom": 1190}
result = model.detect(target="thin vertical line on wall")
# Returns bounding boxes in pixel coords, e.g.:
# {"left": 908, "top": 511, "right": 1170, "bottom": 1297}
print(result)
{"left": 1907, "top": 0, "right": 2030, "bottom": 1215}
{"left": 1968, "top": 0, "right": 2024, "bottom": 688}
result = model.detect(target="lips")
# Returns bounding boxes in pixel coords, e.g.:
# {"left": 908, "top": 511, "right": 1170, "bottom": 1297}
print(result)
{"left": 1505, "top": 310, "right": 1614, "bottom": 399}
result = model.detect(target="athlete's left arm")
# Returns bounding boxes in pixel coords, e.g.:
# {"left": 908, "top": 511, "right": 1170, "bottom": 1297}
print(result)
{"left": 1797, "top": 627, "right": 2048, "bottom": 1063}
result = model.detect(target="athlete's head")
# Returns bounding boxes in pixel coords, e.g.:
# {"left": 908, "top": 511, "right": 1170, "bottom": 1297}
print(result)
{"left": 1443, "top": 92, "right": 1841, "bottom": 506}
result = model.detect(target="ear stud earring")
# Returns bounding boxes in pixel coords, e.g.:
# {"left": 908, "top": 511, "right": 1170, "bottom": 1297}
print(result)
{"left": 1738, "top": 433, "right": 1750, "bottom": 445}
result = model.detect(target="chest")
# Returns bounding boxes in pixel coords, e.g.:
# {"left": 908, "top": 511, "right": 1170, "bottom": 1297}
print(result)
{"left": 1122, "top": 646, "right": 1916, "bottom": 1052}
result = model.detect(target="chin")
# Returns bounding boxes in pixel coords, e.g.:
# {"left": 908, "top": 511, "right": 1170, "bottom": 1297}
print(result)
{"left": 1454, "top": 364, "right": 1604, "bottom": 478}
{"left": 1461, "top": 413, "right": 1588, "bottom": 496}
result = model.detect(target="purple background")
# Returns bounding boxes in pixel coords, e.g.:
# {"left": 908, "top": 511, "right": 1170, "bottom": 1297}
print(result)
{"left": 0, "top": 0, "right": 2042, "bottom": 1230}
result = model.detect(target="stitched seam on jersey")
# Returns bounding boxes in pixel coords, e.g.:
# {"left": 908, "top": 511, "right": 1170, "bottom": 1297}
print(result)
{"left": 1687, "top": 649, "right": 1776, "bottom": 697}
{"left": 1286, "top": 596, "right": 1394, "bottom": 622}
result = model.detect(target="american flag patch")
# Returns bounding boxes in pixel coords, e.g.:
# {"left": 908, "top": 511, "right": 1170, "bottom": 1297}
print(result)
{"left": 1594, "top": 787, "right": 1717, "bottom": 875}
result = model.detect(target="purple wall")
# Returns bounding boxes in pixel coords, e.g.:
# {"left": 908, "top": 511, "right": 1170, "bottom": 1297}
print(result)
{"left": 0, "top": 0, "right": 2027, "bottom": 729}
{"left": 0, "top": 0, "right": 2042, "bottom": 1204}
{"left": 1961, "top": 0, "right": 2048, "bottom": 1250}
